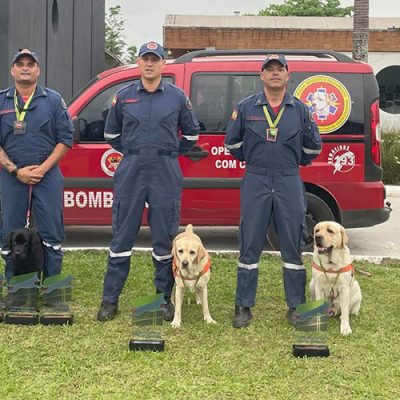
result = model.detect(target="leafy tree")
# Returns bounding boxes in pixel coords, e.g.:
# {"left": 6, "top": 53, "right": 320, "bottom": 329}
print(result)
{"left": 258, "top": 0, "right": 353, "bottom": 17}
{"left": 105, "top": 5, "right": 127, "bottom": 60}
{"left": 126, "top": 45, "right": 138, "bottom": 64}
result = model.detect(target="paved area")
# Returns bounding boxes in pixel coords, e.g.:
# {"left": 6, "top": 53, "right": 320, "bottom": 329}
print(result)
{"left": 64, "top": 186, "right": 400, "bottom": 263}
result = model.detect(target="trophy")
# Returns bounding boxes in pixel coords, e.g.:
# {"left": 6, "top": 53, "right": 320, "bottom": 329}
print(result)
{"left": 129, "top": 293, "right": 166, "bottom": 352}
{"left": 40, "top": 273, "right": 73, "bottom": 325}
{"left": 4, "top": 272, "right": 40, "bottom": 325}
{"left": 292, "top": 299, "right": 330, "bottom": 357}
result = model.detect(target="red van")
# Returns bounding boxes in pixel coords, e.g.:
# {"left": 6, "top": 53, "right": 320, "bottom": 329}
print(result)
{"left": 64, "top": 49, "right": 391, "bottom": 249}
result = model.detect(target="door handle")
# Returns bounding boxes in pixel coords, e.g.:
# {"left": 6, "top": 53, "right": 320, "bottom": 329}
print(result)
{"left": 184, "top": 146, "right": 209, "bottom": 161}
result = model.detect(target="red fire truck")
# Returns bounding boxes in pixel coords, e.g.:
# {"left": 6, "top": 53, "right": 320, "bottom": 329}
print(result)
{"left": 64, "top": 49, "right": 391, "bottom": 249}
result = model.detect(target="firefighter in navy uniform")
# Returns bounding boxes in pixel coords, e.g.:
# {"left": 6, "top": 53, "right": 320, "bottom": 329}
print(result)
{"left": 225, "top": 54, "right": 322, "bottom": 328}
{"left": 97, "top": 42, "right": 200, "bottom": 322}
{"left": 0, "top": 49, "right": 73, "bottom": 281}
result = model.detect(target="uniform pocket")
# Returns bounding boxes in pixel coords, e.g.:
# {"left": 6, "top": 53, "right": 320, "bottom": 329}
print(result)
{"left": 247, "top": 121, "right": 267, "bottom": 141}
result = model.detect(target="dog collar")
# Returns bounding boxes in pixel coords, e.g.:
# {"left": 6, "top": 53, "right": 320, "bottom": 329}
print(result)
{"left": 312, "top": 261, "right": 353, "bottom": 274}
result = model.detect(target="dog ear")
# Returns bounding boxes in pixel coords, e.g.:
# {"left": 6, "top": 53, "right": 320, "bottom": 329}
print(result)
{"left": 196, "top": 243, "right": 207, "bottom": 263}
{"left": 7, "top": 231, "right": 14, "bottom": 250}
{"left": 172, "top": 238, "right": 178, "bottom": 261}
{"left": 340, "top": 226, "right": 349, "bottom": 248}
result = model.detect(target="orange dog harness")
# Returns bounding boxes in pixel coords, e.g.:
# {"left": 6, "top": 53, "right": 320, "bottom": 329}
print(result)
{"left": 173, "top": 257, "right": 211, "bottom": 287}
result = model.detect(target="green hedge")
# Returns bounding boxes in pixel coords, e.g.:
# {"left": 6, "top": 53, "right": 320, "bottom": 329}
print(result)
{"left": 381, "top": 130, "right": 400, "bottom": 185}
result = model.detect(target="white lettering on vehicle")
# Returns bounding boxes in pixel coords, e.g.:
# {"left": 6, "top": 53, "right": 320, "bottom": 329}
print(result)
{"left": 64, "top": 191, "right": 114, "bottom": 208}
{"left": 210, "top": 146, "right": 246, "bottom": 169}
{"left": 327, "top": 145, "right": 355, "bottom": 174}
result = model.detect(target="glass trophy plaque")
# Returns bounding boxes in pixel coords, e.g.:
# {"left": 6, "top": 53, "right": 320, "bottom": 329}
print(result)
{"left": 4, "top": 272, "right": 40, "bottom": 325}
{"left": 40, "top": 273, "right": 73, "bottom": 325}
{"left": 129, "top": 293, "right": 166, "bottom": 351}
{"left": 292, "top": 299, "right": 330, "bottom": 357}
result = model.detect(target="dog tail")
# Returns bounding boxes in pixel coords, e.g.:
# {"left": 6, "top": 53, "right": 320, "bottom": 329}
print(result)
{"left": 185, "top": 224, "right": 194, "bottom": 234}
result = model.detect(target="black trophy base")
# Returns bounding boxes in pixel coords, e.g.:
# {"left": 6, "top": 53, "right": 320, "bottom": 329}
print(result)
{"left": 293, "top": 344, "right": 330, "bottom": 358}
{"left": 40, "top": 314, "right": 74, "bottom": 326}
{"left": 4, "top": 312, "right": 39, "bottom": 325}
{"left": 129, "top": 339, "right": 165, "bottom": 352}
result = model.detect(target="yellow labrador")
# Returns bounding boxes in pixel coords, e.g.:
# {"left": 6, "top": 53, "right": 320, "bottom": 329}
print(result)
{"left": 309, "top": 221, "right": 362, "bottom": 335}
{"left": 171, "top": 224, "right": 216, "bottom": 328}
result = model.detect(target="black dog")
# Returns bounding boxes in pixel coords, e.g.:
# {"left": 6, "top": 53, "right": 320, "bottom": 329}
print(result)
{"left": 8, "top": 228, "right": 44, "bottom": 277}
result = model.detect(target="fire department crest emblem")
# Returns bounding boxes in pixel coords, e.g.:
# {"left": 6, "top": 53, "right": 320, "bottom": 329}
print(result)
{"left": 101, "top": 149, "right": 123, "bottom": 177}
{"left": 294, "top": 75, "right": 352, "bottom": 134}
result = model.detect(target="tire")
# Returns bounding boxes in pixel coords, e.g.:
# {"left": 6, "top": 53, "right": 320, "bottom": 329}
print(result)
{"left": 267, "top": 193, "right": 335, "bottom": 252}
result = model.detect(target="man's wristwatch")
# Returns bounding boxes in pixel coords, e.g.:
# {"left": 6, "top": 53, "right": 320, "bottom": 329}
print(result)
{"left": 10, "top": 166, "right": 19, "bottom": 177}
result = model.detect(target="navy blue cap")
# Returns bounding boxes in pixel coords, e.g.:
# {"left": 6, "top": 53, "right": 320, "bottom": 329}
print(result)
{"left": 261, "top": 54, "right": 288, "bottom": 71}
{"left": 138, "top": 42, "right": 165, "bottom": 59}
{"left": 12, "top": 48, "right": 39, "bottom": 65}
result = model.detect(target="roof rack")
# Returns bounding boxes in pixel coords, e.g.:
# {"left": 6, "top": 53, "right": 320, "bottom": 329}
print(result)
{"left": 173, "top": 49, "right": 354, "bottom": 64}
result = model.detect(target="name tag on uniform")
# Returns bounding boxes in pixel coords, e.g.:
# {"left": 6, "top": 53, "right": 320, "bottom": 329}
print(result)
{"left": 13, "top": 121, "right": 27, "bottom": 134}
{"left": 266, "top": 128, "right": 278, "bottom": 142}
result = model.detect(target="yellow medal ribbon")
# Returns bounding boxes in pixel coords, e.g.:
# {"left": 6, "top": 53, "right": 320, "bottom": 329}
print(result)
{"left": 262, "top": 105, "right": 285, "bottom": 130}
{"left": 14, "top": 89, "right": 35, "bottom": 122}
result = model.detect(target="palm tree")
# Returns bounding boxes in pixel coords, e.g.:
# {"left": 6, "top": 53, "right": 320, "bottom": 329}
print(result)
{"left": 352, "top": 0, "right": 369, "bottom": 62}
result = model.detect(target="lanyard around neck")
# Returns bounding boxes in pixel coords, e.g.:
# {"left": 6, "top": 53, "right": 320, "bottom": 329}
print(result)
{"left": 14, "top": 89, "right": 35, "bottom": 122}
{"left": 262, "top": 105, "right": 285, "bottom": 128}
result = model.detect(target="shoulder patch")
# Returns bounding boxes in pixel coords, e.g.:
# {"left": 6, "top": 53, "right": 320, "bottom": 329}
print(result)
{"left": 111, "top": 95, "right": 118, "bottom": 107}
{"left": 186, "top": 97, "right": 193, "bottom": 110}
{"left": 231, "top": 109, "right": 238, "bottom": 120}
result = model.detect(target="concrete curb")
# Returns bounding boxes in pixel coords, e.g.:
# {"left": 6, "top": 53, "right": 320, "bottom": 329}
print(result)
{"left": 386, "top": 185, "right": 400, "bottom": 197}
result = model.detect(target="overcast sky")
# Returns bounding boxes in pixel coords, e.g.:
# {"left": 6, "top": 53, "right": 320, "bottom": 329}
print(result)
{"left": 105, "top": 0, "right": 400, "bottom": 49}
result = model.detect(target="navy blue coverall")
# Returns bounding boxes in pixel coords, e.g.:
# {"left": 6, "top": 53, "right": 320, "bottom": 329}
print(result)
{"left": 0, "top": 85, "right": 73, "bottom": 281}
{"left": 225, "top": 91, "right": 321, "bottom": 309}
{"left": 101, "top": 80, "right": 199, "bottom": 304}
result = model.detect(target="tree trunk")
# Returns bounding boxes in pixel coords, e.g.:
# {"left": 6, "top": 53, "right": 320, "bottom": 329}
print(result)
{"left": 352, "top": 0, "right": 369, "bottom": 62}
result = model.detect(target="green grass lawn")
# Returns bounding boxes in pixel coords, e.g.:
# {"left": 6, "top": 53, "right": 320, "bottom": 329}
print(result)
{"left": 1, "top": 251, "right": 399, "bottom": 400}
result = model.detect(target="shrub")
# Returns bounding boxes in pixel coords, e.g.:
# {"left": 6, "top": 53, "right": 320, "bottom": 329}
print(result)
{"left": 381, "top": 129, "right": 400, "bottom": 185}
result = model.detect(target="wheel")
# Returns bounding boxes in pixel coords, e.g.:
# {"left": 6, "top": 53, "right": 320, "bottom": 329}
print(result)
{"left": 267, "top": 193, "right": 335, "bottom": 252}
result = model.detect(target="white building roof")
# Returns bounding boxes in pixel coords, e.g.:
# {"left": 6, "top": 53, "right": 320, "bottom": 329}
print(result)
{"left": 164, "top": 15, "right": 400, "bottom": 31}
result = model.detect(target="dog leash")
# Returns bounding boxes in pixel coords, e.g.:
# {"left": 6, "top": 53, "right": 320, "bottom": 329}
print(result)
{"left": 312, "top": 260, "right": 353, "bottom": 303}
{"left": 25, "top": 185, "right": 33, "bottom": 228}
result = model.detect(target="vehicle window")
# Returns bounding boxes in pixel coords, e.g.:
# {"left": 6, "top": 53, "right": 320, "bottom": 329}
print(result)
{"left": 288, "top": 73, "right": 365, "bottom": 134}
{"left": 77, "top": 77, "right": 174, "bottom": 142}
{"left": 191, "top": 74, "right": 263, "bottom": 133}
{"left": 191, "top": 72, "right": 365, "bottom": 135}
{"left": 376, "top": 66, "right": 400, "bottom": 115}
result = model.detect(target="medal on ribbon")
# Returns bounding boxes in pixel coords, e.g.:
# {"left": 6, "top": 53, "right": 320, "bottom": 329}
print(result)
{"left": 263, "top": 105, "right": 285, "bottom": 142}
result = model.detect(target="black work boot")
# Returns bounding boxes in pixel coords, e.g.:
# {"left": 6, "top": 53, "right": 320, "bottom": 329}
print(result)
{"left": 162, "top": 300, "right": 175, "bottom": 322}
{"left": 232, "top": 305, "right": 253, "bottom": 329}
{"left": 287, "top": 307, "right": 299, "bottom": 326}
{"left": 97, "top": 301, "right": 118, "bottom": 321}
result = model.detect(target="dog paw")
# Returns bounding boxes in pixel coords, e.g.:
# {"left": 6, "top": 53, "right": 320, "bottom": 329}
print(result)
{"left": 340, "top": 322, "right": 352, "bottom": 335}
{"left": 205, "top": 316, "right": 216, "bottom": 325}
{"left": 171, "top": 319, "right": 181, "bottom": 329}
